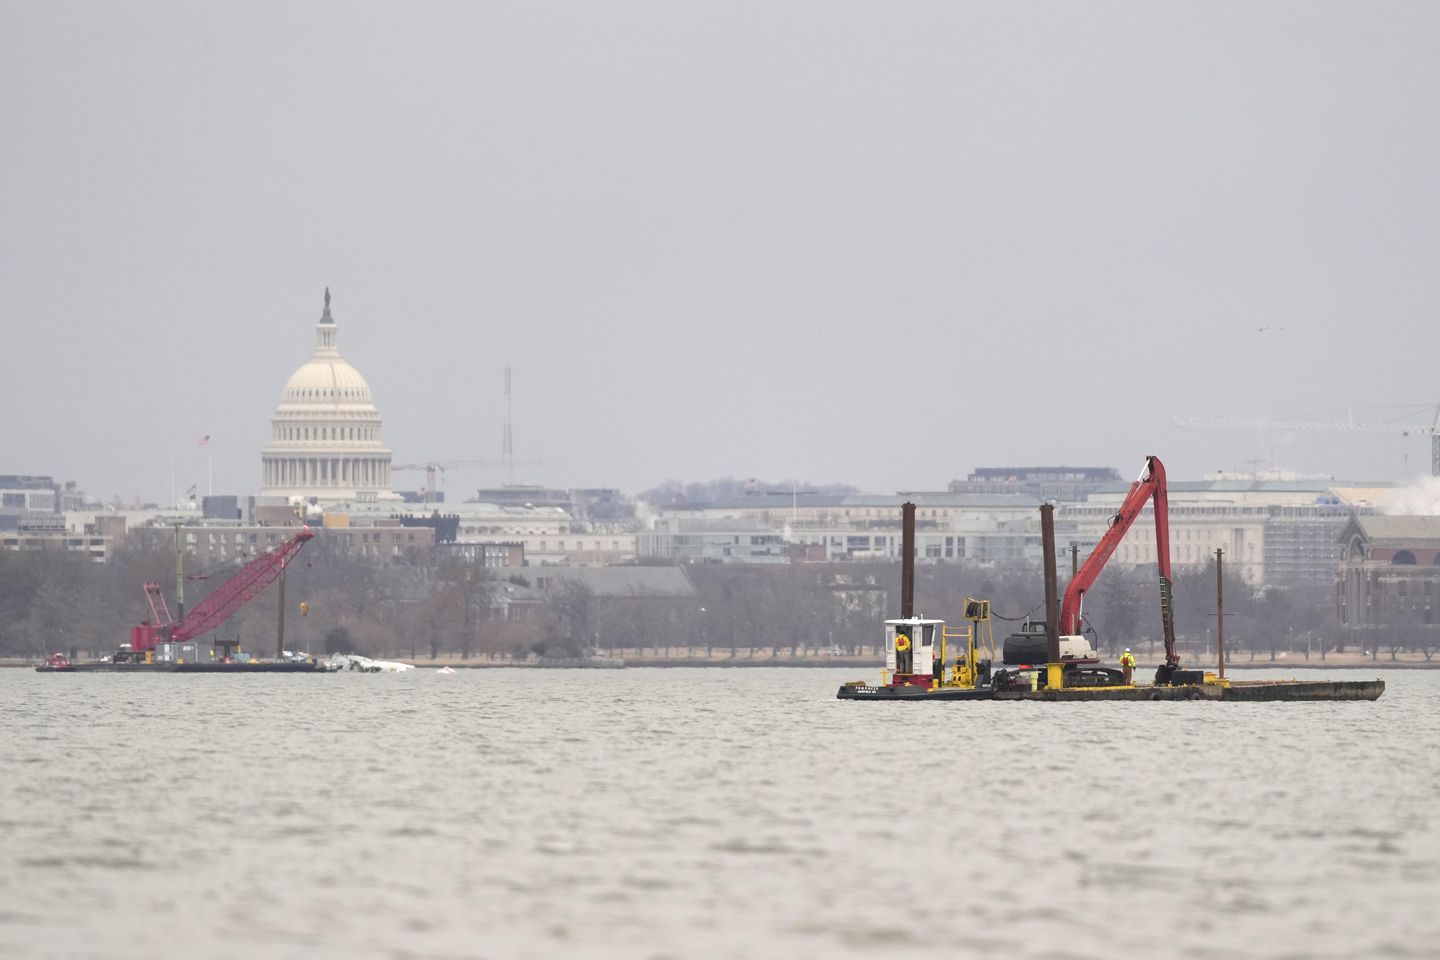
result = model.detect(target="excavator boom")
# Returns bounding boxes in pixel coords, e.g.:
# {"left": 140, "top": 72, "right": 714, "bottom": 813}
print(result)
{"left": 1059, "top": 455, "right": 1178, "bottom": 667}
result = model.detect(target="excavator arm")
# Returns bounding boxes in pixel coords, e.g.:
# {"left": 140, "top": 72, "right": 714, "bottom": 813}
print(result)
{"left": 170, "top": 527, "right": 315, "bottom": 642}
{"left": 1058, "top": 455, "right": 1178, "bottom": 669}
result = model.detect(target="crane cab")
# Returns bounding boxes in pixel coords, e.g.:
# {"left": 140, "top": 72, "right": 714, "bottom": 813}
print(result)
{"left": 884, "top": 618, "right": 943, "bottom": 687}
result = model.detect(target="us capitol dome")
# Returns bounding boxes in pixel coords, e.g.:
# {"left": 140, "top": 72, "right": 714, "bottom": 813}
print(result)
{"left": 260, "top": 289, "right": 400, "bottom": 503}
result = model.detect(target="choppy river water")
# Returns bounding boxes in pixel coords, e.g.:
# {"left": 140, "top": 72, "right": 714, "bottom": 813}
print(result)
{"left": 1, "top": 667, "right": 1436, "bottom": 959}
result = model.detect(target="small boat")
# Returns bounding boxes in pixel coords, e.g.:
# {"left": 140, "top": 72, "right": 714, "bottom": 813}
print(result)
{"left": 437, "top": 666, "right": 457, "bottom": 675}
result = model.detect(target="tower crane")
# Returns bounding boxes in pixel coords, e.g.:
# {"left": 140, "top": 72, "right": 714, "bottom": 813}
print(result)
{"left": 1174, "top": 405, "right": 1440, "bottom": 476}
{"left": 392, "top": 458, "right": 542, "bottom": 506}
{"left": 395, "top": 369, "right": 544, "bottom": 506}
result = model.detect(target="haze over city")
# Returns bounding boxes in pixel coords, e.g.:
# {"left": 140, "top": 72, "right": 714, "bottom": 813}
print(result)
{"left": 4, "top": 2, "right": 1439, "bottom": 501}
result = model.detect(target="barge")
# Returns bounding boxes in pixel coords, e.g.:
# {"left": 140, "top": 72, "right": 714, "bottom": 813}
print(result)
{"left": 36, "top": 525, "right": 324, "bottom": 676}
{"left": 37, "top": 654, "right": 329, "bottom": 674}
{"left": 838, "top": 676, "right": 1386, "bottom": 702}
{"left": 837, "top": 455, "right": 1385, "bottom": 705}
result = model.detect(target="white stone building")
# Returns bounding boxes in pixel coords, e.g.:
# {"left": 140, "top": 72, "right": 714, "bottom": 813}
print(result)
{"left": 259, "top": 290, "right": 399, "bottom": 503}
{"left": 639, "top": 493, "right": 1044, "bottom": 564}
{"left": 1060, "top": 479, "right": 1395, "bottom": 587}
{"left": 448, "top": 501, "right": 636, "bottom": 566}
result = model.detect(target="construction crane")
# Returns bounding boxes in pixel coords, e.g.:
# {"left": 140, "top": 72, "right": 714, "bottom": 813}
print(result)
{"left": 123, "top": 527, "right": 315, "bottom": 661}
{"left": 1175, "top": 405, "right": 1440, "bottom": 476}
{"left": 392, "top": 458, "right": 543, "bottom": 506}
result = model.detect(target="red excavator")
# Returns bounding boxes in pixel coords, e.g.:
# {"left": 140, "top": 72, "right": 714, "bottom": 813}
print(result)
{"left": 117, "top": 526, "right": 315, "bottom": 663}
{"left": 990, "top": 455, "right": 1194, "bottom": 689}
{"left": 1059, "top": 454, "right": 1199, "bottom": 685}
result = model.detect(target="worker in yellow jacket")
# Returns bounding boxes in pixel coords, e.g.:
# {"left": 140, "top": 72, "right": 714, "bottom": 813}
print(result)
{"left": 1120, "top": 648, "right": 1136, "bottom": 684}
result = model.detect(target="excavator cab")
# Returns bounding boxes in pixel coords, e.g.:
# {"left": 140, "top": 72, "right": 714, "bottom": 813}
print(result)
{"left": 1000, "top": 621, "right": 1100, "bottom": 665}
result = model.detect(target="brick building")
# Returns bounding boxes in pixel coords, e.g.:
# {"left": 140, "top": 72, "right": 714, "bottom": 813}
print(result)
{"left": 1336, "top": 515, "right": 1440, "bottom": 628}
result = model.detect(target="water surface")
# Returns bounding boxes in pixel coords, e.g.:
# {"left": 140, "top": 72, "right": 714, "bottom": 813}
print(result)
{"left": 1, "top": 667, "right": 1434, "bottom": 959}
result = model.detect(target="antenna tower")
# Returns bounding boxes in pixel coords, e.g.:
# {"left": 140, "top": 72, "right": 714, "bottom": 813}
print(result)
{"left": 503, "top": 367, "right": 515, "bottom": 483}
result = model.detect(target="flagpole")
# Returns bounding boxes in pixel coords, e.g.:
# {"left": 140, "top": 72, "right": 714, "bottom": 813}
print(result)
{"left": 196, "top": 434, "right": 212, "bottom": 499}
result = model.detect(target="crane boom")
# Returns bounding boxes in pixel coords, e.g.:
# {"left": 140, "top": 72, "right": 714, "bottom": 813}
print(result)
{"left": 392, "top": 459, "right": 516, "bottom": 470}
{"left": 1060, "top": 455, "right": 1178, "bottom": 669}
{"left": 169, "top": 528, "right": 315, "bottom": 642}
{"left": 1173, "top": 415, "right": 1434, "bottom": 436}
{"left": 1176, "top": 406, "right": 1440, "bottom": 476}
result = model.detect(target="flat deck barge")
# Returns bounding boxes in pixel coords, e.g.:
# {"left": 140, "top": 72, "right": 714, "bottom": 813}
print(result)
{"left": 837, "top": 678, "right": 1385, "bottom": 702}
{"left": 36, "top": 660, "right": 329, "bottom": 674}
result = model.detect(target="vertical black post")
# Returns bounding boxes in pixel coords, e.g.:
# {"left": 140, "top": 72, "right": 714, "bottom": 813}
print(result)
{"left": 1041, "top": 504, "right": 1060, "bottom": 663}
{"left": 1071, "top": 543, "right": 1079, "bottom": 578}
{"left": 276, "top": 559, "right": 287, "bottom": 660}
{"left": 1216, "top": 548, "right": 1226, "bottom": 680}
{"left": 901, "top": 502, "right": 916, "bottom": 620}
{"left": 174, "top": 524, "right": 186, "bottom": 622}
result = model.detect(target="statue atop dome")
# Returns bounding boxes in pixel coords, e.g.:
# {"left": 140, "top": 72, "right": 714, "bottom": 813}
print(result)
{"left": 321, "top": 286, "right": 334, "bottom": 324}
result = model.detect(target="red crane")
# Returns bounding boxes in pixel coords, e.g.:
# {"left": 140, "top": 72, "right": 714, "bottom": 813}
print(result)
{"left": 126, "top": 527, "right": 315, "bottom": 657}
{"left": 1059, "top": 455, "right": 1180, "bottom": 679}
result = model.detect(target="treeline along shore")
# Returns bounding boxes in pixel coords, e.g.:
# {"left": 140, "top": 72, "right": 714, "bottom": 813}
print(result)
{"left": 3, "top": 534, "right": 1437, "bottom": 665}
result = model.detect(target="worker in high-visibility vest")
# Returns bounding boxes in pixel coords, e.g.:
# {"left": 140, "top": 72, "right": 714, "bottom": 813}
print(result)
{"left": 1120, "top": 648, "right": 1136, "bottom": 684}
{"left": 895, "top": 633, "right": 912, "bottom": 675}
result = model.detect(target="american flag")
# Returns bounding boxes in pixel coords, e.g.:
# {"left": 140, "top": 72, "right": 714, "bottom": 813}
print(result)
{"left": 197, "top": 435, "right": 210, "bottom": 446}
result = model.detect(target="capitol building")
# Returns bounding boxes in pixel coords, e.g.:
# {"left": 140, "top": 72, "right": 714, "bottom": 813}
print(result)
{"left": 259, "top": 290, "right": 400, "bottom": 503}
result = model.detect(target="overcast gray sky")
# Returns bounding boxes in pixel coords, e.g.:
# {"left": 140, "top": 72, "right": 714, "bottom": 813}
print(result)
{"left": 3, "top": 2, "right": 1438, "bottom": 502}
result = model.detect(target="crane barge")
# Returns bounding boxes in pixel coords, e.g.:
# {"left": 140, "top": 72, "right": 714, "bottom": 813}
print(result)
{"left": 838, "top": 454, "right": 1383, "bottom": 702}
{"left": 37, "top": 526, "right": 326, "bottom": 673}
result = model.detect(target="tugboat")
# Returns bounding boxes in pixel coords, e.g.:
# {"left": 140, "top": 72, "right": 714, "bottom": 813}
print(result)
{"left": 837, "top": 601, "right": 999, "bottom": 701}
{"left": 837, "top": 499, "right": 1001, "bottom": 701}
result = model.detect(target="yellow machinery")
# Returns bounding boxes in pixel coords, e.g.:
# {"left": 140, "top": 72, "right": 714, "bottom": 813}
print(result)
{"left": 936, "top": 598, "right": 996, "bottom": 690}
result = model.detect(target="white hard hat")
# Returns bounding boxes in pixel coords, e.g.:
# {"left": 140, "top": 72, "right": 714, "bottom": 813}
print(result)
{"left": 1124, "top": 648, "right": 1131, "bottom": 652}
